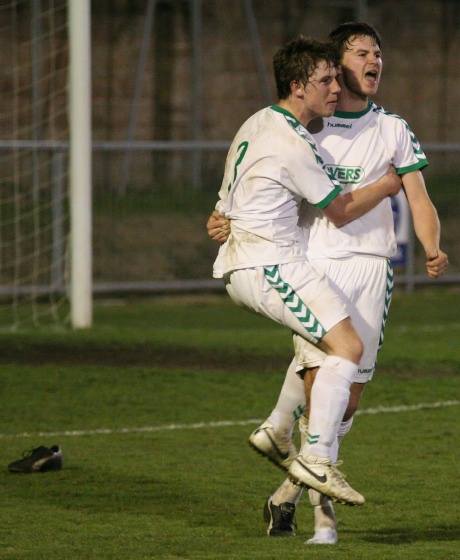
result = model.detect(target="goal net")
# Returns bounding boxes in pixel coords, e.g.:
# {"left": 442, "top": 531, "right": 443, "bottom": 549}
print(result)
{"left": 0, "top": 0, "right": 70, "bottom": 329}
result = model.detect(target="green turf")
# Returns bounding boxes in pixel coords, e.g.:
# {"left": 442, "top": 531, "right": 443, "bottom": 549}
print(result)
{"left": 0, "top": 290, "right": 458, "bottom": 559}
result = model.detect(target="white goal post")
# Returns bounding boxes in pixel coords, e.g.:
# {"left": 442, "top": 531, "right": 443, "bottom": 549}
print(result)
{"left": 0, "top": 0, "right": 92, "bottom": 329}
{"left": 68, "top": 0, "right": 92, "bottom": 328}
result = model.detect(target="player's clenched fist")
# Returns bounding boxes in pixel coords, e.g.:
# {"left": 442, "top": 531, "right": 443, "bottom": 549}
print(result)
{"left": 425, "top": 249, "right": 449, "bottom": 279}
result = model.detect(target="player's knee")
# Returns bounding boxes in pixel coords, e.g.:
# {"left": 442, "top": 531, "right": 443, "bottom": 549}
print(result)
{"left": 332, "top": 331, "right": 363, "bottom": 364}
{"left": 349, "top": 335, "right": 364, "bottom": 364}
{"left": 319, "top": 319, "right": 363, "bottom": 364}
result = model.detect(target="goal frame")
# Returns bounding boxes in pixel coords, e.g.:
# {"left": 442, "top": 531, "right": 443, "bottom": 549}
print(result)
{"left": 68, "top": 0, "right": 92, "bottom": 328}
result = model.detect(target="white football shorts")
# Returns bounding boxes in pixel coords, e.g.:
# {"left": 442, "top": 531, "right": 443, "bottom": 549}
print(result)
{"left": 224, "top": 260, "right": 348, "bottom": 347}
{"left": 293, "top": 256, "right": 393, "bottom": 383}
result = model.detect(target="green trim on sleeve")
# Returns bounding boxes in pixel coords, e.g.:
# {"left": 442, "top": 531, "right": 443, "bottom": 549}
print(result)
{"left": 396, "top": 160, "right": 429, "bottom": 175}
{"left": 315, "top": 185, "right": 342, "bottom": 209}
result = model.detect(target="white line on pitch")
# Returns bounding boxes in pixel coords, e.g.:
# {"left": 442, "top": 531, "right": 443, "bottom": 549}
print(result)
{"left": 354, "top": 400, "right": 459, "bottom": 415}
{"left": 0, "top": 400, "right": 458, "bottom": 440}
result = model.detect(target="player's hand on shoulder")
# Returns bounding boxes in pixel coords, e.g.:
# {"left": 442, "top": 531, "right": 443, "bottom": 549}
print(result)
{"left": 206, "top": 210, "right": 231, "bottom": 243}
{"left": 425, "top": 249, "right": 449, "bottom": 279}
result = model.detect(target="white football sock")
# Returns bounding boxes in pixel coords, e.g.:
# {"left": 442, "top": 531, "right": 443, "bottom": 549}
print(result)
{"left": 302, "top": 355, "right": 357, "bottom": 459}
{"left": 267, "top": 357, "right": 305, "bottom": 438}
{"left": 271, "top": 478, "right": 304, "bottom": 506}
{"left": 305, "top": 415, "right": 354, "bottom": 545}
{"left": 307, "top": 488, "right": 338, "bottom": 544}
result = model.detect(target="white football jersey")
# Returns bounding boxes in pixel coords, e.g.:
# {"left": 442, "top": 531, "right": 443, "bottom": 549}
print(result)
{"left": 303, "top": 102, "right": 428, "bottom": 259}
{"left": 213, "top": 106, "right": 342, "bottom": 278}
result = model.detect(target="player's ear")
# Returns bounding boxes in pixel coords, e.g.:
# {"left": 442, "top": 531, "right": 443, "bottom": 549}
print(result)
{"left": 290, "top": 80, "right": 304, "bottom": 98}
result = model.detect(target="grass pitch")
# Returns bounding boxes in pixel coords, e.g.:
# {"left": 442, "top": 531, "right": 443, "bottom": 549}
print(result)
{"left": 0, "top": 289, "right": 458, "bottom": 559}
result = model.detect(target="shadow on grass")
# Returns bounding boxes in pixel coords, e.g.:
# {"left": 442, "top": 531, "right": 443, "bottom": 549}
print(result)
{"left": 357, "top": 525, "right": 459, "bottom": 544}
{"left": 3, "top": 468, "right": 202, "bottom": 516}
{"left": 1, "top": 339, "right": 454, "bottom": 377}
{"left": 0, "top": 339, "right": 286, "bottom": 373}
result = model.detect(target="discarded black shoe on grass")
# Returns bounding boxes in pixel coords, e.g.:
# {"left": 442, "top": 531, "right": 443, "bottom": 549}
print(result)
{"left": 8, "top": 445, "right": 63, "bottom": 473}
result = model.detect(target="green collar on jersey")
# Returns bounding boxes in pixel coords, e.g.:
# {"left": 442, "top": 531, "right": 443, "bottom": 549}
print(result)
{"left": 333, "top": 100, "right": 373, "bottom": 119}
{"left": 272, "top": 102, "right": 372, "bottom": 122}
{"left": 270, "top": 105, "right": 311, "bottom": 143}
{"left": 270, "top": 104, "right": 302, "bottom": 126}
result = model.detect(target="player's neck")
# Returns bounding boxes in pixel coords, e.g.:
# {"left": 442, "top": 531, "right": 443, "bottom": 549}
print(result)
{"left": 336, "top": 89, "right": 369, "bottom": 113}
{"left": 277, "top": 99, "right": 313, "bottom": 127}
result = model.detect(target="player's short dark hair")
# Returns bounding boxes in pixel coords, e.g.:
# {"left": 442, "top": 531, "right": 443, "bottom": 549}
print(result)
{"left": 273, "top": 36, "right": 338, "bottom": 100}
{"left": 327, "top": 22, "right": 382, "bottom": 59}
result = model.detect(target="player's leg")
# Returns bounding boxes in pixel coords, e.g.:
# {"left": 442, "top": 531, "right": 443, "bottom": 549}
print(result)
{"left": 264, "top": 257, "right": 392, "bottom": 536}
{"left": 248, "top": 325, "right": 326, "bottom": 471}
{"left": 296, "top": 371, "right": 337, "bottom": 543}
{"left": 248, "top": 357, "right": 304, "bottom": 471}
{"left": 300, "top": 255, "right": 392, "bottom": 437}
{"left": 266, "top": 263, "right": 364, "bottom": 505}
{"left": 304, "top": 368, "right": 366, "bottom": 424}
{"left": 225, "top": 266, "right": 306, "bottom": 469}
{"left": 265, "top": 374, "right": 364, "bottom": 538}
{"left": 268, "top": 357, "right": 305, "bottom": 433}
{"left": 226, "top": 263, "right": 365, "bottom": 505}
{"left": 263, "top": 262, "right": 365, "bottom": 505}
{"left": 258, "top": 360, "right": 316, "bottom": 536}
{"left": 264, "top": 364, "right": 366, "bottom": 537}
{"left": 300, "top": 256, "right": 392, "bottom": 534}
{"left": 288, "top": 316, "right": 365, "bottom": 506}
{"left": 263, "top": 484, "right": 302, "bottom": 537}
{"left": 299, "top": 405, "right": 354, "bottom": 544}
{"left": 304, "top": 317, "right": 362, "bottom": 458}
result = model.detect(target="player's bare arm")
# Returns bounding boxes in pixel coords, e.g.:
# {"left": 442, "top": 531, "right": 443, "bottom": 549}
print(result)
{"left": 401, "top": 170, "right": 449, "bottom": 278}
{"left": 322, "top": 166, "right": 402, "bottom": 227}
{"left": 206, "top": 209, "right": 230, "bottom": 243}
{"left": 208, "top": 167, "right": 401, "bottom": 241}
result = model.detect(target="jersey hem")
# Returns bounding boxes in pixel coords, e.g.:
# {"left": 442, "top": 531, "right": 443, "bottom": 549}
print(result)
{"left": 215, "top": 255, "right": 306, "bottom": 278}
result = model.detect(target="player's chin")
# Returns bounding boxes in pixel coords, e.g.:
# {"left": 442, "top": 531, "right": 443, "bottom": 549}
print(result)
{"left": 324, "top": 103, "right": 337, "bottom": 116}
{"left": 363, "top": 83, "right": 379, "bottom": 95}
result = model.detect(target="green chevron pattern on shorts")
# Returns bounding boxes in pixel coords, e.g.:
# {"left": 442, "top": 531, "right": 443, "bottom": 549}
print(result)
{"left": 378, "top": 260, "right": 394, "bottom": 350}
{"left": 264, "top": 265, "right": 326, "bottom": 341}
